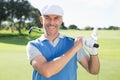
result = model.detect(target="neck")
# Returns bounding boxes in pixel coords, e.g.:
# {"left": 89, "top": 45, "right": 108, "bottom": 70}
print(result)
{"left": 45, "top": 33, "right": 59, "bottom": 42}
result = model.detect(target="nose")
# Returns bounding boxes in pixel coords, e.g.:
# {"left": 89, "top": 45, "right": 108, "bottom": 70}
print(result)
{"left": 49, "top": 20, "right": 55, "bottom": 26}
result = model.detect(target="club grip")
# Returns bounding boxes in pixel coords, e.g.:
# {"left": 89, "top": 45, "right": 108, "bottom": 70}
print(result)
{"left": 28, "top": 29, "right": 32, "bottom": 34}
{"left": 93, "top": 43, "right": 99, "bottom": 48}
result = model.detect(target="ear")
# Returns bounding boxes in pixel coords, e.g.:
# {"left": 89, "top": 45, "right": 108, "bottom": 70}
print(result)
{"left": 40, "top": 16, "right": 43, "bottom": 24}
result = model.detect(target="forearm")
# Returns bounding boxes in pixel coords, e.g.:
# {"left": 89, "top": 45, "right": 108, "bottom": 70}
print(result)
{"left": 88, "top": 55, "right": 100, "bottom": 74}
{"left": 33, "top": 47, "right": 78, "bottom": 78}
{"left": 45, "top": 48, "right": 77, "bottom": 76}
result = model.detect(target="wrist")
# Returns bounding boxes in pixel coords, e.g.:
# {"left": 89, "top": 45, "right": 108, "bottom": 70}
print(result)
{"left": 90, "top": 54, "right": 98, "bottom": 56}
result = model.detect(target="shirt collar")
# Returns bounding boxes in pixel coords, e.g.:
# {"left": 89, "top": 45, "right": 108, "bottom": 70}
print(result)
{"left": 39, "top": 33, "right": 64, "bottom": 41}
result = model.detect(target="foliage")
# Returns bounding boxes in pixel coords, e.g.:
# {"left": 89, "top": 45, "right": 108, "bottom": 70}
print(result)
{"left": 68, "top": 24, "right": 78, "bottom": 29}
{"left": 0, "top": 0, "right": 9, "bottom": 28}
{"left": 84, "top": 26, "right": 93, "bottom": 30}
{"left": 60, "top": 22, "right": 67, "bottom": 30}
{"left": 0, "top": 0, "right": 42, "bottom": 35}
{"left": 108, "top": 26, "right": 120, "bottom": 30}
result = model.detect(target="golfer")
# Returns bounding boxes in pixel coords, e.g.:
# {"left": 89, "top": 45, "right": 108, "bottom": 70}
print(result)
{"left": 26, "top": 4, "right": 100, "bottom": 80}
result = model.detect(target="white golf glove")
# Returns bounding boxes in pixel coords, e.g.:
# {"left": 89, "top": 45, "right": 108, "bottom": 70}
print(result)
{"left": 83, "top": 37, "right": 98, "bottom": 55}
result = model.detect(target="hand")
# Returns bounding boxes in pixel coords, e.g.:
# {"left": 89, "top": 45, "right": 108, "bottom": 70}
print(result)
{"left": 73, "top": 37, "right": 83, "bottom": 52}
{"left": 83, "top": 37, "right": 98, "bottom": 55}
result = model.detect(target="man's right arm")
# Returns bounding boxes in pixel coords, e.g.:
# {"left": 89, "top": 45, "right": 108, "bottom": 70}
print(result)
{"left": 27, "top": 37, "right": 83, "bottom": 78}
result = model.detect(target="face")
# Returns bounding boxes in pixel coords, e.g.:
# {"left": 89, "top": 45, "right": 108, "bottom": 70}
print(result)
{"left": 40, "top": 15, "right": 63, "bottom": 36}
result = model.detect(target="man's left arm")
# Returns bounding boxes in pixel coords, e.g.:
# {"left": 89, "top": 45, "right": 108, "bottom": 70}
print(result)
{"left": 78, "top": 38, "right": 100, "bottom": 74}
{"left": 79, "top": 54, "right": 100, "bottom": 75}
{"left": 88, "top": 55, "right": 100, "bottom": 74}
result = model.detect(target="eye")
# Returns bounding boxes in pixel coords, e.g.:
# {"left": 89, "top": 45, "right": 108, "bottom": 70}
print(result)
{"left": 55, "top": 16, "right": 61, "bottom": 20}
{"left": 43, "top": 15, "right": 49, "bottom": 19}
{"left": 44, "top": 16, "right": 49, "bottom": 19}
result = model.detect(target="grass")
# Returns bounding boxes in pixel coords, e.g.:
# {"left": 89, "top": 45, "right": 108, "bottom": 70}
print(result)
{"left": 0, "top": 29, "right": 120, "bottom": 80}
{"left": 60, "top": 30, "right": 120, "bottom": 80}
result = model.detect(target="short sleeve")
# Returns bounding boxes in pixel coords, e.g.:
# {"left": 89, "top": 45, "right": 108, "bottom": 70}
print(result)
{"left": 77, "top": 48, "right": 87, "bottom": 61}
{"left": 26, "top": 42, "right": 42, "bottom": 62}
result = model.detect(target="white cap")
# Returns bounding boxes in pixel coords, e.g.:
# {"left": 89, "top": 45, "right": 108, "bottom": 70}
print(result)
{"left": 41, "top": 4, "right": 64, "bottom": 16}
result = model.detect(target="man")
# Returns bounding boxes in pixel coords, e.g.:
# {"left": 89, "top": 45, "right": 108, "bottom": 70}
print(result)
{"left": 26, "top": 4, "right": 100, "bottom": 80}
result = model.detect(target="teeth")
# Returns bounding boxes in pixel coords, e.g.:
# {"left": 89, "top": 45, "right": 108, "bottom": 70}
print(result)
{"left": 49, "top": 26, "right": 55, "bottom": 28}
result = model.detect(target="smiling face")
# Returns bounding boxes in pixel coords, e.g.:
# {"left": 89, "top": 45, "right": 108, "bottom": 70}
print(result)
{"left": 40, "top": 15, "right": 63, "bottom": 37}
